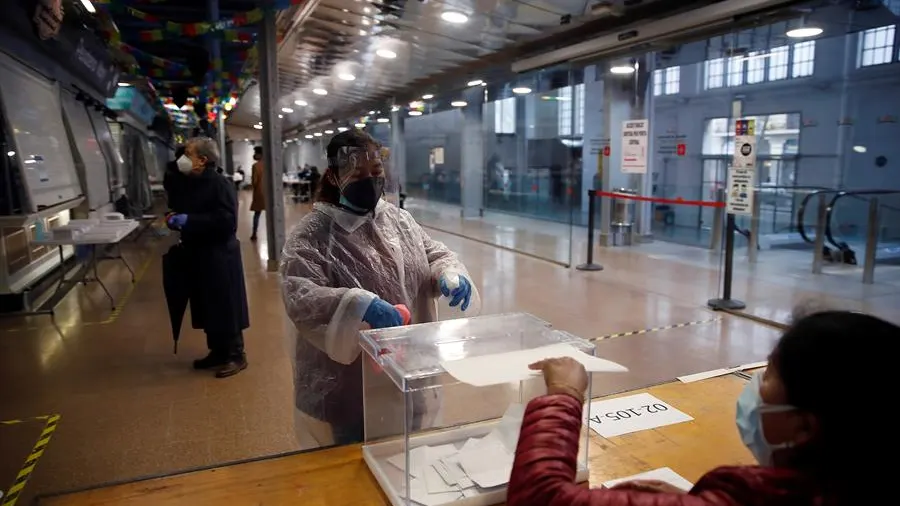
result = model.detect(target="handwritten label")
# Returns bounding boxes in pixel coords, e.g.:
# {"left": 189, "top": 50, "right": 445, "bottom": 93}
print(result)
{"left": 621, "top": 119, "right": 648, "bottom": 174}
{"left": 587, "top": 393, "right": 693, "bottom": 437}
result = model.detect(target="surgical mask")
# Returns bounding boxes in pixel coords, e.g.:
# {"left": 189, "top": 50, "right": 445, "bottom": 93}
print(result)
{"left": 735, "top": 372, "right": 796, "bottom": 466}
{"left": 176, "top": 155, "right": 193, "bottom": 174}
{"left": 339, "top": 177, "right": 385, "bottom": 213}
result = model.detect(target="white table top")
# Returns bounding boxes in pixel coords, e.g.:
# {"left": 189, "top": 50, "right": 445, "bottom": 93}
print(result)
{"left": 33, "top": 220, "right": 140, "bottom": 246}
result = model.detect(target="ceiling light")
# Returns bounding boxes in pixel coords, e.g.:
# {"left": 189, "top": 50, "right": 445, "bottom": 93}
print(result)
{"left": 324, "top": 129, "right": 334, "bottom": 134}
{"left": 376, "top": 48, "right": 397, "bottom": 59}
{"left": 278, "top": 114, "right": 283, "bottom": 118}
{"left": 355, "top": 122, "right": 366, "bottom": 128}
{"left": 313, "top": 88, "right": 328, "bottom": 95}
{"left": 281, "top": 107, "right": 294, "bottom": 113}
{"left": 853, "top": 145, "right": 867, "bottom": 153}
{"left": 305, "top": 134, "right": 314, "bottom": 139}
{"left": 409, "top": 101, "right": 424, "bottom": 109}
{"left": 117, "top": 82, "right": 131, "bottom": 87}
{"left": 451, "top": 100, "right": 468, "bottom": 107}
{"left": 391, "top": 105, "right": 400, "bottom": 112}
{"left": 409, "top": 110, "right": 423, "bottom": 116}
{"left": 79, "top": 0, "right": 97, "bottom": 14}
{"left": 253, "top": 124, "right": 263, "bottom": 130}
{"left": 377, "top": 117, "right": 389, "bottom": 123}
{"left": 363, "top": 7, "right": 372, "bottom": 13}
{"left": 295, "top": 99, "right": 308, "bottom": 106}
{"left": 337, "top": 127, "right": 349, "bottom": 132}
{"left": 362, "top": 19, "right": 370, "bottom": 26}
{"left": 786, "top": 26, "right": 823, "bottom": 38}
{"left": 422, "top": 94, "right": 434, "bottom": 100}
{"left": 512, "top": 87, "right": 532, "bottom": 94}
{"left": 467, "top": 79, "right": 483, "bottom": 87}
{"left": 6, "top": 151, "right": 15, "bottom": 157}
{"left": 359, "top": 29, "right": 367, "bottom": 36}
{"left": 610, "top": 65, "right": 636, "bottom": 74}
{"left": 314, "top": 132, "right": 323, "bottom": 137}
{"left": 342, "top": 8, "right": 349, "bottom": 12}
{"left": 338, "top": 72, "right": 356, "bottom": 81}
{"left": 441, "top": 11, "right": 469, "bottom": 24}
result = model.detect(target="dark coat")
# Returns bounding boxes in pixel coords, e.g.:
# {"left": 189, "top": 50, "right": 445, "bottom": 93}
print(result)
{"left": 175, "top": 164, "right": 250, "bottom": 334}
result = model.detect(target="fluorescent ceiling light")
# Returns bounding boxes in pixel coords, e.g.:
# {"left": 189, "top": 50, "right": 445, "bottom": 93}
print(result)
{"left": 338, "top": 72, "right": 356, "bottom": 81}
{"left": 6, "top": 151, "right": 15, "bottom": 157}
{"left": 313, "top": 88, "right": 328, "bottom": 95}
{"left": 79, "top": 0, "right": 96, "bottom": 14}
{"left": 253, "top": 124, "right": 263, "bottom": 130}
{"left": 363, "top": 7, "right": 371, "bottom": 13}
{"left": 355, "top": 122, "right": 366, "bottom": 128}
{"left": 324, "top": 129, "right": 334, "bottom": 134}
{"left": 376, "top": 117, "right": 389, "bottom": 123}
{"left": 294, "top": 99, "right": 308, "bottom": 106}
{"left": 305, "top": 134, "right": 314, "bottom": 139}
{"left": 368, "top": 110, "right": 376, "bottom": 114}
{"left": 786, "top": 26, "right": 823, "bottom": 38}
{"left": 376, "top": 48, "right": 397, "bottom": 59}
{"left": 409, "top": 111, "right": 423, "bottom": 116}
{"left": 441, "top": 11, "right": 468, "bottom": 24}
{"left": 853, "top": 145, "right": 867, "bottom": 153}
{"left": 512, "top": 87, "right": 532, "bottom": 94}
{"left": 422, "top": 94, "right": 434, "bottom": 100}
{"left": 337, "top": 127, "right": 349, "bottom": 132}
{"left": 278, "top": 114, "right": 283, "bottom": 118}
{"left": 359, "top": 29, "right": 367, "bottom": 36}
{"left": 610, "top": 65, "right": 635, "bottom": 74}
{"left": 117, "top": 82, "right": 131, "bottom": 87}
{"left": 281, "top": 107, "right": 294, "bottom": 113}
{"left": 451, "top": 100, "right": 468, "bottom": 107}
{"left": 467, "top": 79, "right": 483, "bottom": 87}
{"left": 314, "top": 132, "right": 323, "bottom": 137}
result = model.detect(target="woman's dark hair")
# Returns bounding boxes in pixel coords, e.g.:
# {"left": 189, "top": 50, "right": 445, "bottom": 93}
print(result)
{"left": 773, "top": 310, "right": 896, "bottom": 495}
{"left": 316, "top": 130, "right": 378, "bottom": 204}
{"left": 174, "top": 145, "right": 186, "bottom": 160}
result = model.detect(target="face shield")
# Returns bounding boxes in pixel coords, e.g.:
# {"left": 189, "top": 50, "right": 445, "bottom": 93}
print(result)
{"left": 328, "top": 145, "right": 390, "bottom": 213}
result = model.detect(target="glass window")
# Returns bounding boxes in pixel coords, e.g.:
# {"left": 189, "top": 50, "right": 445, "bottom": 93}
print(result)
{"left": 705, "top": 58, "right": 725, "bottom": 89}
{"left": 858, "top": 25, "right": 895, "bottom": 67}
{"left": 558, "top": 86, "right": 573, "bottom": 136}
{"left": 653, "top": 69, "right": 663, "bottom": 96}
{"left": 653, "top": 66, "right": 681, "bottom": 96}
{"left": 768, "top": 45, "right": 789, "bottom": 81}
{"left": 574, "top": 83, "right": 585, "bottom": 136}
{"left": 791, "top": 41, "right": 816, "bottom": 77}
{"left": 494, "top": 97, "right": 516, "bottom": 134}
{"left": 746, "top": 52, "right": 765, "bottom": 84}
{"left": 727, "top": 56, "right": 744, "bottom": 87}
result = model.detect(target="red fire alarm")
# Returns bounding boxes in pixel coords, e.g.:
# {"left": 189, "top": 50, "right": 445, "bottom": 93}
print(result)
{"left": 676, "top": 144, "right": 686, "bottom": 156}
{"left": 603, "top": 146, "right": 610, "bottom": 156}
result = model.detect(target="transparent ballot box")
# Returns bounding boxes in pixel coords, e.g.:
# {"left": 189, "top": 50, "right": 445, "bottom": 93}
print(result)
{"left": 360, "top": 313, "right": 597, "bottom": 506}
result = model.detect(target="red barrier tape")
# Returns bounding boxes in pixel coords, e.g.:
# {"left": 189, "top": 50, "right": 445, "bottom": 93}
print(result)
{"left": 595, "top": 191, "right": 725, "bottom": 208}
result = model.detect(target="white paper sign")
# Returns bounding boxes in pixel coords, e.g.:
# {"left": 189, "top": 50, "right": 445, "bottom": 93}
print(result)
{"left": 588, "top": 393, "right": 693, "bottom": 438}
{"left": 726, "top": 166, "right": 755, "bottom": 216}
{"left": 621, "top": 119, "right": 649, "bottom": 174}
{"left": 603, "top": 467, "right": 694, "bottom": 491}
{"left": 733, "top": 134, "right": 757, "bottom": 169}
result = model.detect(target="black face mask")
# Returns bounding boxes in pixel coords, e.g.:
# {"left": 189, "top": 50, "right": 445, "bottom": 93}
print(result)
{"left": 340, "top": 177, "right": 385, "bottom": 213}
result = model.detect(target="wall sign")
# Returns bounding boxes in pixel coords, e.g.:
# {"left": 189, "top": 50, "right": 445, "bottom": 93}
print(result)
{"left": 727, "top": 119, "right": 757, "bottom": 216}
{"left": 621, "top": 119, "right": 648, "bottom": 174}
{"left": 587, "top": 393, "right": 693, "bottom": 438}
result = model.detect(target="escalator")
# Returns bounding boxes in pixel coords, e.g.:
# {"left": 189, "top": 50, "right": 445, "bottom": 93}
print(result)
{"left": 738, "top": 185, "right": 833, "bottom": 250}
{"left": 796, "top": 189, "right": 900, "bottom": 265}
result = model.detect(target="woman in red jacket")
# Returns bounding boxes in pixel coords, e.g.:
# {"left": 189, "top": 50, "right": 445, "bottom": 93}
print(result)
{"left": 508, "top": 310, "right": 896, "bottom": 506}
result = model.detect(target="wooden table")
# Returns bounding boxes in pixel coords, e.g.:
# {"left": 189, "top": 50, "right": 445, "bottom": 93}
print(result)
{"left": 37, "top": 374, "right": 754, "bottom": 506}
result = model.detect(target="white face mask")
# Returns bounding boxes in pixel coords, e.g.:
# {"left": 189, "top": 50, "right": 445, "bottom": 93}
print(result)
{"left": 176, "top": 155, "right": 193, "bottom": 174}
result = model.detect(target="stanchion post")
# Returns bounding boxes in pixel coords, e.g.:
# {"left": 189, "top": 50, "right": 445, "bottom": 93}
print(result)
{"left": 707, "top": 213, "right": 746, "bottom": 310}
{"left": 811, "top": 193, "right": 827, "bottom": 274}
{"left": 862, "top": 198, "right": 879, "bottom": 285}
{"left": 576, "top": 190, "right": 604, "bottom": 271}
{"left": 709, "top": 189, "right": 724, "bottom": 251}
{"left": 748, "top": 190, "right": 760, "bottom": 264}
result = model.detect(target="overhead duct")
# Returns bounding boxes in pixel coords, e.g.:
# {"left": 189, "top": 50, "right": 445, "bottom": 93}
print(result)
{"left": 512, "top": 0, "right": 801, "bottom": 73}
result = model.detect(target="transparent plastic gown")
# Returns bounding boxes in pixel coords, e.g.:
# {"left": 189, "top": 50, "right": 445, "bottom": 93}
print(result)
{"left": 280, "top": 199, "right": 480, "bottom": 447}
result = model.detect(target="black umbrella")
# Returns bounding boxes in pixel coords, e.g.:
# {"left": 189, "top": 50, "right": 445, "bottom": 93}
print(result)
{"left": 162, "top": 243, "right": 190, "bottom": 354}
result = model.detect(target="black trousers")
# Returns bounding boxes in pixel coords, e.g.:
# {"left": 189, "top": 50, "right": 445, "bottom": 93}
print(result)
{"left": 205, "top": 331, "right": 244, "bottom": 358}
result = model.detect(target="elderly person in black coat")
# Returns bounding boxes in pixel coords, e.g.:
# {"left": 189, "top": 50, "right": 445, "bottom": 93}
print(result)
{"left": 165, "top": 137, "right": 250, "bottom": 377}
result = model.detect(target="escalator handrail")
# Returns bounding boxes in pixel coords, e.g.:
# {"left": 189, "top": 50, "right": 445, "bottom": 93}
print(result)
{"left": 797, "top": 189, "right": 843, "bottom": 245}
{"left": 824, "top": 190, "right": 900, "bottom": 252}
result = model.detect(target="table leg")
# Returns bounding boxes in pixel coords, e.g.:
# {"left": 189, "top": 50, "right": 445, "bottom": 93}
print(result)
{"left": 91, "top": 245, "right": 115, "bottom": 309}
{"left": 116, "top": 243, "right": 136, "bottom": 282}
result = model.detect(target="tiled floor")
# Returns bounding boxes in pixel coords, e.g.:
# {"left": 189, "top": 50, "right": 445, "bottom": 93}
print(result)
{"left": 0, "top": 191, "right": 889, "bottom": 503}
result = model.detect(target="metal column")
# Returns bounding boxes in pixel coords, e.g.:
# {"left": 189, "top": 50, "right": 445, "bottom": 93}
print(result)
{"left": 208, "top": 0, "right": 227, "bottom": 160}
{"left": 390, "top": 106, "right": 406, "bottom": 191}
{"left": 862, "top": 198, "right": 880, "bottom": 285}
{"left": 259, "top": 7, "right": 285, "bottom": 271}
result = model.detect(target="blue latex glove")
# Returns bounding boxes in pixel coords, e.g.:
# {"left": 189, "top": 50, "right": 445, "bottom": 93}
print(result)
{"left": 167, "top": 214, "right": 188, "bottom": 230}
{"left": 363, "top": 298, "right": 403, "bottom": 329}
{"left": 439, "top": 274, "right": 472, "bottom": 311}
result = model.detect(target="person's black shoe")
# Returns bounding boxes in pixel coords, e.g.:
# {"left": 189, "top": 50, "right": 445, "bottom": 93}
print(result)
{"left": 193, "top": 352, "right": 228, "bottom": 370}
{"left": 215, "top": 355, "right": 248, "bottom": 378}
{"left": 250, "top": 234, "right": 258, "bottom": 241}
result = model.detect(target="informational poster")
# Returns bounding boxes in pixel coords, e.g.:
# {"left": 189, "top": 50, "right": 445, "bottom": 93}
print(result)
{"left": 587, "top": 393, "right": 693, "bottom": 438}
{"left": 727, "top": 119, "right": 757, "bottom": 215}
{"left": 621, "top": 119, "right": 648, "bottom": 174}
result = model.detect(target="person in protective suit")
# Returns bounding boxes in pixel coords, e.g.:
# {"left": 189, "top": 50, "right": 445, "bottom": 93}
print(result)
{"left": 280, "top": 129, "right": 480, "bottom": 448}
{"left": 167, "top": 137, "right": 250, "bottom": 378}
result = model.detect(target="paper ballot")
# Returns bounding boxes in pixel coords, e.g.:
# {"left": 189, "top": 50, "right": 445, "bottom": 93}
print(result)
{"left": 603, "top": 467, "right": 694, "bottom": 492}
{"left": 441, "top": 343, "right": 628, "bottom": 387}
